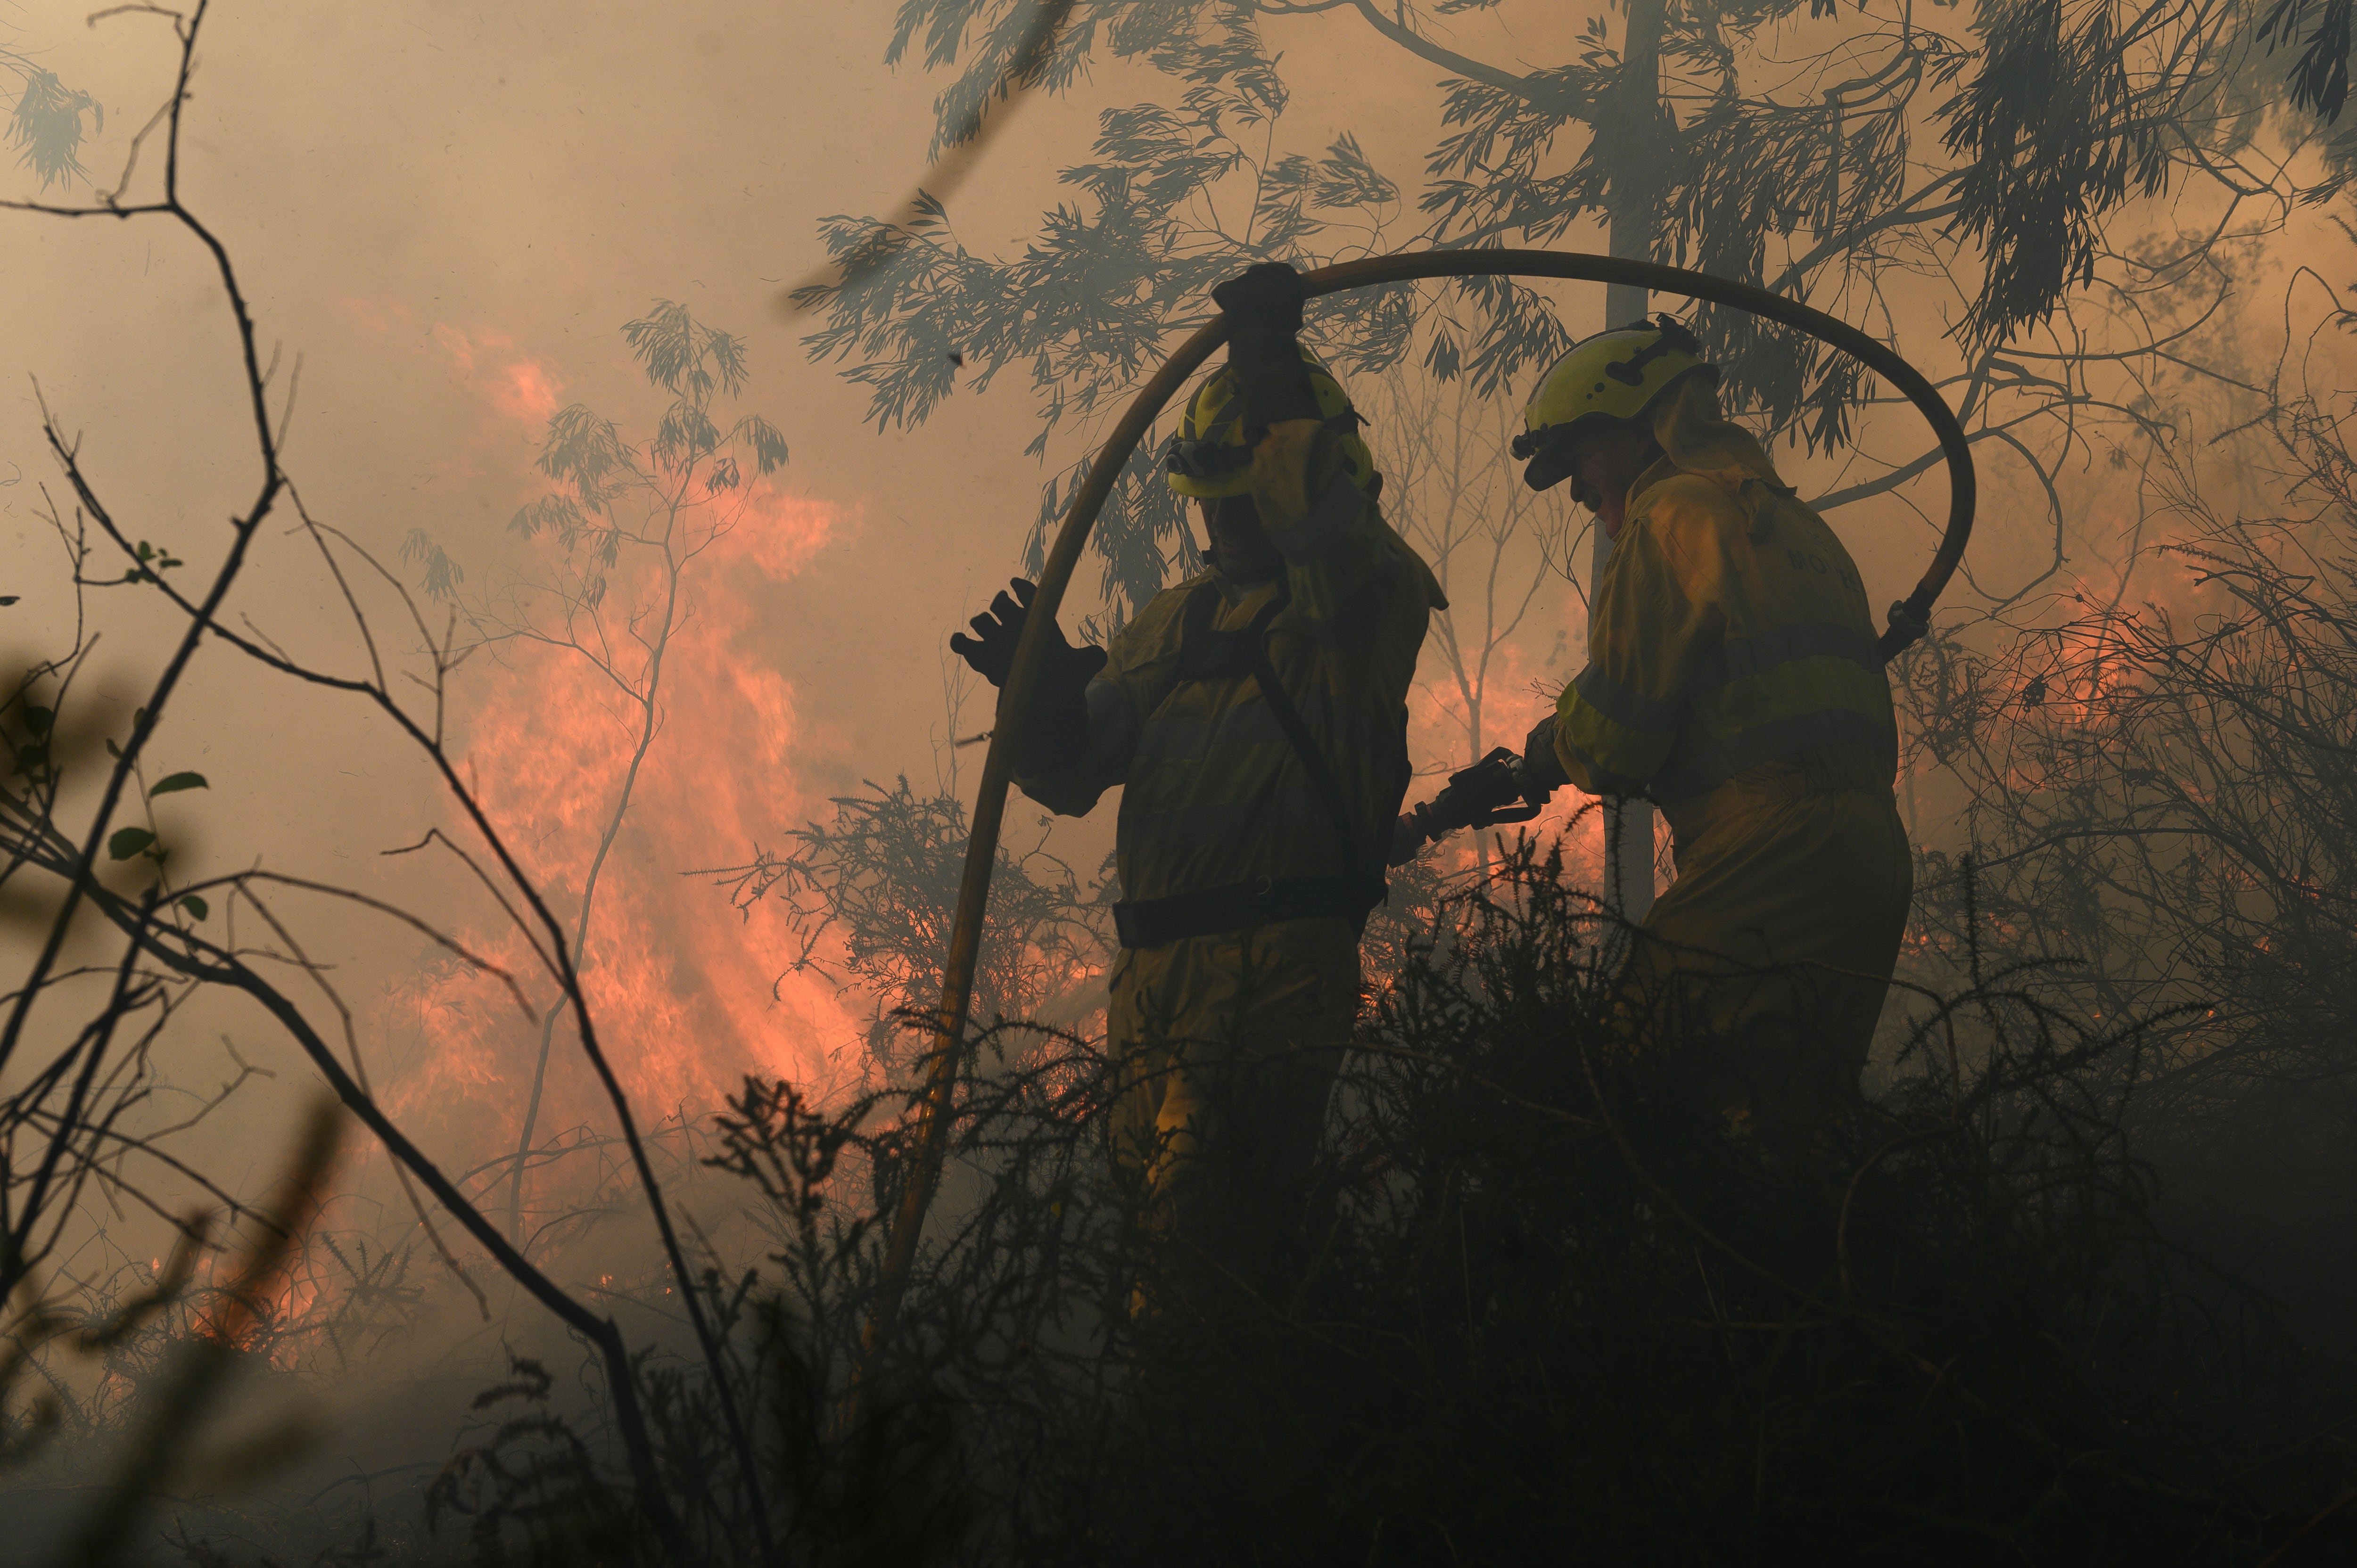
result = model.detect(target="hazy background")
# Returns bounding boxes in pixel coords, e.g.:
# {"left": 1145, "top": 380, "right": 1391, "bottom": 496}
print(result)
{"left": 3, "top": 0, "right": 2346, "bottom": 1553}
{"left": 1, "top": 0, "right": 1630, "bottom": 1185}
{"left": 3, "top": 0, "right": 2322, "bottom": 1285}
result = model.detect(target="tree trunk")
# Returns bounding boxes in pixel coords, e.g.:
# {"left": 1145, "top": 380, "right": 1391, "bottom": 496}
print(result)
{"left": 1597, "top": 0, "right": 1670, "bottom": 923}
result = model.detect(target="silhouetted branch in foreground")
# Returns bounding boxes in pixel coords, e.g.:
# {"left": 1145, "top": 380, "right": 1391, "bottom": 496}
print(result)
{"left": 0, "top": 7, "right": 771, "bottom": 1560}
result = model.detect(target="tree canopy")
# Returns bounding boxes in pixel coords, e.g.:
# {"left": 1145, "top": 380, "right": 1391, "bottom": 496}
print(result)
{"left": 797, "top": 0, "right": 2337, "bottom": 623}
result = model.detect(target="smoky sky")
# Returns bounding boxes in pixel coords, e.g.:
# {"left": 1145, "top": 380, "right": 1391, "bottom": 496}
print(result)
{"left": 0, "top": 0, "right": 2329, "bottom": 1208}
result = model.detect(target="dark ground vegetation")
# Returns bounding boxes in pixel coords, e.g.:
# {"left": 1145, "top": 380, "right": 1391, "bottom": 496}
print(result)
{"left": 204, "top": 839, "right": 2357, "bottom": 1567}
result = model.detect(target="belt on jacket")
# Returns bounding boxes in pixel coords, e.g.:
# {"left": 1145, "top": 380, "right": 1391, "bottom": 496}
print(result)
{"left": 1112, "top": 873, "right": 1367, "bottom": 950}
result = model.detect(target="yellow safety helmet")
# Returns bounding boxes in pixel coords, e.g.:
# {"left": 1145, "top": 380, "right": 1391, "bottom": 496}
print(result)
{"left": 1162, "top": 345, "right": 1377, "bottom": 500}
{"left": 1513, "top": 316, "right": 1716, "bottom": 492}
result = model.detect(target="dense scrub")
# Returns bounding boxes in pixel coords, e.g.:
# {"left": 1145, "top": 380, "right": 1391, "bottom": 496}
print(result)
{"left": 377, "top": 844, "right": 2354, "bottom": 1567}
{"left": 1900, "top": 420, "right": 2357, "bottom": 1368}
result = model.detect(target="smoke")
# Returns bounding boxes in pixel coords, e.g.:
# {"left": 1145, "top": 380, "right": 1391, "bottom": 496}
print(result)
{"left": 6, "top": 2, "right": 2354, "bottom": 1558}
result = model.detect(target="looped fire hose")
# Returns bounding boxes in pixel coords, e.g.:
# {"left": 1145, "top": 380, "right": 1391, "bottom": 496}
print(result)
{"left": 862, "top": 248, "right": 1977, "bottom": 1356}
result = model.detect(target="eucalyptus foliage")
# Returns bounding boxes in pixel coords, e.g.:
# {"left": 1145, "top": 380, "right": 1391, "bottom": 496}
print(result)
{"left": 3, "top": 46, "right": 99, "bottom": 190}
{"left": 800, "top": 0, "right": 2334, "bottom": 623}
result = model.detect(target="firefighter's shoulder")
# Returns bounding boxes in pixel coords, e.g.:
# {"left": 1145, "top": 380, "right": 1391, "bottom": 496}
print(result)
{"left": 1627, "top": 470, "right": 1749, "bottom": 558}
{"left": 1104, "top": 570, "right": 1218, "bottom": 664}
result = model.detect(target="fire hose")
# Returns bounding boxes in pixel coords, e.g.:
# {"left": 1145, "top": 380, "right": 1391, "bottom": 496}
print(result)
{"left": 863, "top": 248, "right": 1977, "bottom": 1358}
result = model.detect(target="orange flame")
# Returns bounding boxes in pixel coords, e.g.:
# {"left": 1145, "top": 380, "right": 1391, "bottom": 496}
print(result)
{"left": 392, "top": 491, "right": 865, "bottom": 1159}
{"left": 372, "top": 325, "right": 868, "bottom": 1198}
{"left": 1403, "top": 599, "right": 1617, "bottom": 885}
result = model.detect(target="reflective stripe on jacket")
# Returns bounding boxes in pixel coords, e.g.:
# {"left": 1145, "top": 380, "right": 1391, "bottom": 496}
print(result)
{"left": 1014, "top": 419, "right": 1442, "bottom": 904}
{"left": 1552, "top": 464, "right": 1895, "bottom": 805}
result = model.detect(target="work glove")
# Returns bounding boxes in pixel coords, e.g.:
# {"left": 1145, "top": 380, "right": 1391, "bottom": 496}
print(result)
{"left": 1519, "top": 713, "right": 1571, "bottom": 805}
{"left": 948, "top": 578, "right": 1107, "bottom": 691}
{"left": 1211, "top": 262, "right": 1323, "bottom": 434}
{"left": 949, "top": 578, "right": 1107, "bottom": 778}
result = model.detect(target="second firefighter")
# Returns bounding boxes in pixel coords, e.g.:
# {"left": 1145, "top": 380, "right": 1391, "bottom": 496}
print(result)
{"left": 1512, "top": 317, "right": 1914, "bottom": 1147}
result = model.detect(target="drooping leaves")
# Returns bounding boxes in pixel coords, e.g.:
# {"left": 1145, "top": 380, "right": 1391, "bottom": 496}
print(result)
{"left": 1937, "top": 0, "right": 2173, "bottom": 349}
{"left": 2259, "top": 0, "right": 2354, "bottom": 123}
{"left": 399, "top": 527, "right": 466, "bottom": 599}
{"left": 4, "top": 63, "right": 101, "bottom": 189}
{"left": 806, "top": 0, "right": 2301, "bottom": 613}
{"left": 735, "top": 414, "right": 791, "bottom": 474}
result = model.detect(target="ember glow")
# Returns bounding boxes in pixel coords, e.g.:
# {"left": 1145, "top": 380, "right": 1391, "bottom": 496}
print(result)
{"left": 429, "top": 322, "right": 567, "bottom": 427}
{"left": 375, "top": 327, "right": 866, "bottom": 1188}
{"left": 1404, "top": 605, "right": 1614, "bottom": 880}
{"left": 392, "top": 489, "right": 864, "bottom": 1152}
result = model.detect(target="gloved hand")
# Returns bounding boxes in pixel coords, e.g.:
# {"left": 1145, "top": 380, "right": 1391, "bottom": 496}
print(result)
{"left": 1211, "top": 262, "right": 1322, "bottom": 433}
{"left": 949, "top": 578, "right": 1106, "bottom": 690}
{"left": 1519, "top": 713, "right": 1570, "bottom": 804}
{"left": 1210, "top": 261, "right": 1308, "bottom": 335}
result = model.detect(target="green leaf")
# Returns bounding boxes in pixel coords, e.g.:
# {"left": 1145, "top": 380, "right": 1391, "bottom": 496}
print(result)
{"left": 178, "top": 894, "right": 209, "bottom": 920}
{"left": 151, "top": 771, "right": 208, "bottom": 795}
{"left": 24, "top": 706, "right": 53, "bottom": 735}
{"left": 511, "top": 493, "right": 588, "bottom": 542}
{"left": 107, "top": 826, "right": 155, "bottom": 860}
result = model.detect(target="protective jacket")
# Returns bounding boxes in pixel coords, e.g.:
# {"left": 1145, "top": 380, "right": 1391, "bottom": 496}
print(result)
{"left": 1016, "top": 419, "right": 1444, "bottom": 945}
{"left": 1550, "top": 378, "right": 1897, "bottom": 804}
{"left": 1549, "top": 378, "right": 1912, "bottom": 1136}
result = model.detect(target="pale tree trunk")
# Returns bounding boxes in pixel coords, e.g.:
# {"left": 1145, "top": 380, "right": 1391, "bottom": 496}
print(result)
{"left": 1597, "top": 0, "right": 1669, "bottom": 924}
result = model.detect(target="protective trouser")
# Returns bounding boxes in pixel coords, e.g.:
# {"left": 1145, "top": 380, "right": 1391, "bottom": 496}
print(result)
{"left": 1615, "top": 746, "right": 1912, "bottom": 1147}
{"left": 1108, "top": 916, "right": 1361, "bottom": 1304}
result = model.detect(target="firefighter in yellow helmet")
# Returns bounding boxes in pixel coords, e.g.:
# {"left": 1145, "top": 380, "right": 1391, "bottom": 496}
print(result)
{"left": 950, "top": 263, "right": 1444, "bottom": 1301}
{"left": 1512, "top": 317, "right": 1912, "bottom": 1145}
